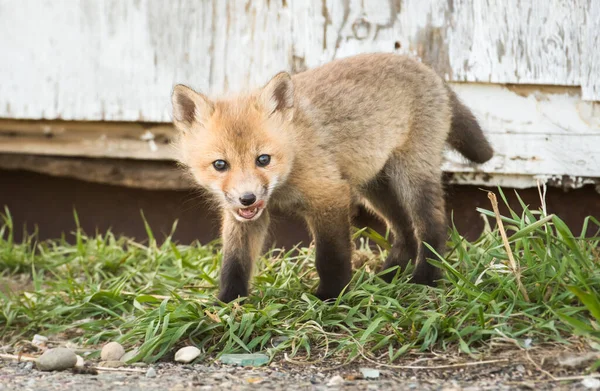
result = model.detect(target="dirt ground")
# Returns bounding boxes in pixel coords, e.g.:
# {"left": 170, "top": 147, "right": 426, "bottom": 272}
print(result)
{"left": 1, "top": 350, "right": 598, "bottom": 391}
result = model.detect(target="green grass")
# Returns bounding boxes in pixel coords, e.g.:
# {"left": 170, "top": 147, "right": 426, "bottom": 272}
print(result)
{"left": 1, "top": 188, "right": 599, "bottom": 365}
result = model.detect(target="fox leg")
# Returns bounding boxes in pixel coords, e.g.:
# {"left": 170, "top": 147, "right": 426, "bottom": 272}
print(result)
{"left": 305, "top": 184, "right": 353, "bottom": 301}
{"left": 363, "top": 160, "right": 446, "bottom": 286}
{"left": 217, "top": 211, "right": 270, "bottom": 302}
{"left": 405, "top": 174, "right": 447, "bottom": 286}
{"left": 361, "top": 173, "right": 420, "bottom": 282}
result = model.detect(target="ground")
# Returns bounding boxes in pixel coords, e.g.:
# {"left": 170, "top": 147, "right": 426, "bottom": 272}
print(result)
{"left": 1, "top": 194, "right": 599, "bottom": 390}
{"left": 2, "top": 347, "right": 600, "bottom": 390}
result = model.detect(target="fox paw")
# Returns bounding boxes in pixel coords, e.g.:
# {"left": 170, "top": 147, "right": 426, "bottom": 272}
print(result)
{"left": 217, "top": 289, "right": 247, "bottom": 304}
{"left": 315, "top": 285, "right": 343, "bottom": 302}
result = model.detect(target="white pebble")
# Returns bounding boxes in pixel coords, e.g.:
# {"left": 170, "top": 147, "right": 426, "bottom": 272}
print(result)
{"left": 327, "top": 375, "right": 344, "bottom": 386}
{"left": 31, "top": 334, "right": 48, "bottom": 348}
{"left": 100, "top": 342, "right": 125, "bottom": 361}
{"left": 146, "top": 367, "right": 157, "bottom": 378}
{"left": 359, "top": 367, "right": 380, "bottom": 379}
{"left": 582, "top": 377, "right": 600, "bottom": 389}
{"left": 75, "top": 355, "right": 85, "bottom": 367}
{"left": 174, "top": 346, "right": 201, "bottom": 363}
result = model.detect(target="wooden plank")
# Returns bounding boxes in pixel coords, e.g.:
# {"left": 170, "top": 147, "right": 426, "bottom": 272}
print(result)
{"left": 0, "top": 84, "right": 598, "bottom": 189}
{"left": 1, "top": 152, "right": 596, "bottom": 191}
{"left": 0, "top": 0, "right": 598, "bottom": 125}
{"left": 446, "top": 0, "right": 586, "bottom": 86}
{"left": 0, "top": 154, "right": 194, "bottom": 190}
{"left": 451, "top": 84, "right": 600, "bottom": 136}
{"left": 581, "top": 0, "right": 600, "bottom": 101}
{"left": 443, "top": 132, "right": 600, "bottom": 178}
{"left": 0, "top": 120, "right": 175, "bottom": 160}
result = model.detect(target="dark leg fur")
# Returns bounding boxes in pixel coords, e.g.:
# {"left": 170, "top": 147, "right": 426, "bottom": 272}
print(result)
{"left": 217, "top": 212, "right": 269, "bottom": 302}
{"left": 361, "top": 175, "right": 419, "bottom": 282}
{"left": 409, "top": 180, "right": 446, "bottom": 286}
{"left": 306, "top": 207, "right": 353, "bottom": 301}
{"left": 218, "top": 251, "right": 251, "bottom": 302}
{"left": 363, "top": 167, "right": 447, "bottom": 286}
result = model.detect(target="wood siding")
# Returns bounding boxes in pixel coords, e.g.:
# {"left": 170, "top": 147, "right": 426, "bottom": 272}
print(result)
{"left": 0, "top": 0, "right": 599, "bottom": 188}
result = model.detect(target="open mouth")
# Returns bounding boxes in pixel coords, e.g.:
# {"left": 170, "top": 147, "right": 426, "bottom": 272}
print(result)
{"left": 236, "top": 200, "right": 265, "bottom": 220}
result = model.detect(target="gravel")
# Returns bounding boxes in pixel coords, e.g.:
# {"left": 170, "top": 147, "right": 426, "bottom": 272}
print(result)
{"left": 145, "top": 367, "right": 157, "bottom": 378}
{"left": 1, "top": 356, "right": 596, "bottom": 391}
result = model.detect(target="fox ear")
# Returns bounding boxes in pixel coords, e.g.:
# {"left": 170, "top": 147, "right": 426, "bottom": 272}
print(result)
{"left": 171, "top": 84, "right": 214, "bottom": 130}
{"left": 259, "top": 72, "right": 294, "bottom": 117}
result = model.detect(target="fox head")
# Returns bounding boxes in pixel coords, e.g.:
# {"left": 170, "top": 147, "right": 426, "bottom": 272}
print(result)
{"left": 171, "top": 73, "right": 296, "bottom": 222}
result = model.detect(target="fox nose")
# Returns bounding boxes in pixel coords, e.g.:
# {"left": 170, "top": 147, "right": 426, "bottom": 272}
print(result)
{"left": 239, "top": 193, "right": 257, "bottom": 206}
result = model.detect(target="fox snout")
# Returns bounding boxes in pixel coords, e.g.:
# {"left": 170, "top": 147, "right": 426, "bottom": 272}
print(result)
{"left": 224, "top": 186, "right": 269, "bottom": 222}
{"left": 239, "top": 192, "right": 257, "bottom": 206}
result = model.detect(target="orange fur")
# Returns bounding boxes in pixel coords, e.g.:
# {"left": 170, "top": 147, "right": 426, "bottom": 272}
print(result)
{"left": 171, "top": 53, "right": 493, "bottom": 302}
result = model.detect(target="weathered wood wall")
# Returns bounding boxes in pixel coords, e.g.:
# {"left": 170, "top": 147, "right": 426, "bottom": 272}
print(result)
{"left": 0, "top": 0, "right": 599, "bottom": 189}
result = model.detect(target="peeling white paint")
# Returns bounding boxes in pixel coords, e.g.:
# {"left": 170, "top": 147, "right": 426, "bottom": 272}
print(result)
{"left": 1, "top": 0, "right": 599, "bottom": 124}
{"left": 0, "top": 0, "right": 599, "bottom": 188}
{"left": 441, "top": 83, "right": 600, "bottom": 181}
{"left": 140, "top": 131, "right": 155, "bottom": 141}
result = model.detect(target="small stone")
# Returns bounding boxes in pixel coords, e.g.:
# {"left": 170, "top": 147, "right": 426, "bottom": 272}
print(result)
{"left": 19, "top": 361, "right": 34, "bottom": 372}
{"left": 36, "top": 347, "right": 77, "bottom": 371}
{"left": 516, "top": 364, "right": 526, "bottom": 373}
{"left": 327, "top": 375, "right": 345, "bottom": 386}
{"left": 271, "top": 336, "right": 289, "bottom": 347}
{"left": 121, "top": 348, "right": 140, "bottom": 363}
{"left": 219, "top": 353, "right": 269, "bottom": 367}
{"left": 146, "top": 367, "right": 157, "bottom": 378}
{"left": 556, "top": 352, "right": 600, "bottom": 369}
{"left": 211, "top": 372, "right": 227, "bottom": 380}
{"left": 100, "top": 342, "right": 125, "bottom": 361}
{"left": 174, "top": 346, "right": 201, "bottom": 364}
{"left": 75, "top": 355, "right": 85, "bottom": 368}
{"left": 131, "top": 362, "right": 148, "bottom": 368}
{"left": 582, "top": 377, "right": 600, "bottom": 389}
{"left": 99, "top": 360, "right": 125, "bottom": 368}
{"left": 65, "top": 342, "right": 80, "bottom": 350}
{"left": 31, "top": 334, "right": 48, "bottom": 349}
{"left": 359, "top": 368, "right": 380, "bottom": 379}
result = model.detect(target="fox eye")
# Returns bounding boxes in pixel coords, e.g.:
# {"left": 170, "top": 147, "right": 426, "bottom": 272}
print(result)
{"left": 256, "top": 154, "right": 271, "bottom": 167}
{"left": 212, "top": 160, "right": 228, "bottom": 171}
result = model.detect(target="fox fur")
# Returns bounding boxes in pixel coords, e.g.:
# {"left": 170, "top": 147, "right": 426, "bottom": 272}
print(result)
{"left": 171, "top": 53, "right": 493, "bottom": 302}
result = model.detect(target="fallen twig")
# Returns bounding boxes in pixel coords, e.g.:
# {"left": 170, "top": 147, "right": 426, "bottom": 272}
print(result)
{"left": 0, "top": 353, "right": 36, "bottom": 362}
{"left": 487, "top": 192, "right": 530, "bottom": 302}
{"left": 362, "top": 358, "right": 510, "bottom": 370}
{"left": 525, "top": 350, "right": 556, "bottom": 381}
{"left": 94, "top": 366, "right": 147, "bottom": 373}
{"left": 536, "top": 179, "right": 548, "bottom": 217}
{"left": 1, "top": 353, "right": 147, "bottom": 374}
{"left": 549, "top": 374, "right": 600, "bottom": 382}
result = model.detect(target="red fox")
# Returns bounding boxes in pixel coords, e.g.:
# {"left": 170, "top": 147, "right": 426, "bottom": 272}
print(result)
{"left": 171, "top": 53, "right": 493, "bottom": 303}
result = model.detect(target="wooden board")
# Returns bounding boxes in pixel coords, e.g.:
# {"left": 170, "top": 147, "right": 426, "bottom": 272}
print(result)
{"left": 1, "top": 83, "right": 598, "bottom": 189}
{"left": 0, "top": 120, "right": 175, "bottom": 160}
{"left": 0, "top": 154, "right": 193, "bottom": 190}
{"left": 0, "top": 0, "right": 599, "bottom": 124}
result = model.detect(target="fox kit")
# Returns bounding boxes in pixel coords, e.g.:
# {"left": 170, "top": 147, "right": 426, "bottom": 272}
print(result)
{"left": 171, "top": 53, "right": 493, "bottom": 303}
